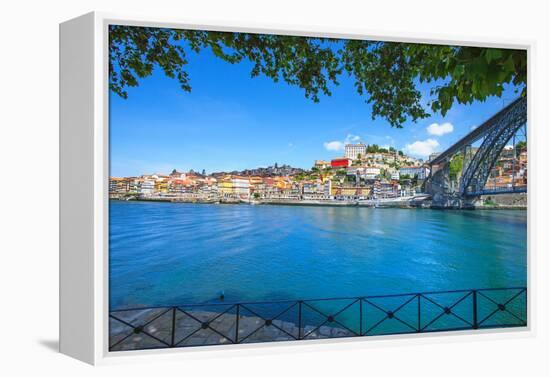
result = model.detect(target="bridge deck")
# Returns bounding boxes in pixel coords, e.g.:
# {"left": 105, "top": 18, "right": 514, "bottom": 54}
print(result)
{"left": 430, "top": 97, "right": 525, "bottom": 165}
{"left": 464, "top": 187, "right": 527, "bottom": 197}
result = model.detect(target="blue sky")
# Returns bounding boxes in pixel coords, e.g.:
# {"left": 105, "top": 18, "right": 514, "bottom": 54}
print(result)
{"left": 110, "top": 40, "right": 522, "bottom": 177}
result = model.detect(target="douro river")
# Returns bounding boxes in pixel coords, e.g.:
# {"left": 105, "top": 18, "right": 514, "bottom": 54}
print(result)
{"left": 109, "top": 201, "right": 527, "bottom": 310}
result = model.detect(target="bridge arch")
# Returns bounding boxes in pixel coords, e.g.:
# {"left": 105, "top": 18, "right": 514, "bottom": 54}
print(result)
{"left": 460, "top": 97, "right": 527, "bottom": 196}
{"left": 428, "top": 96, "right": 527, "bottom": 199}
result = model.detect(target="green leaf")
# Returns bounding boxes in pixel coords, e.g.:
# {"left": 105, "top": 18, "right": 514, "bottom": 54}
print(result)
{"left": 485, "top": 49, "right": 502, "bottom": 63}
{"left": 503, "top": 55, "right": 516, "bottom": 73}
{"left": 108, "top": 25, "right": 526, "bottom": 128}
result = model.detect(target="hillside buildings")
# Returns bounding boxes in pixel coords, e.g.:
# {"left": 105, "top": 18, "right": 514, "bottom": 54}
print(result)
{"left": 109, "top": 141, "right": 527, "bottom": 202}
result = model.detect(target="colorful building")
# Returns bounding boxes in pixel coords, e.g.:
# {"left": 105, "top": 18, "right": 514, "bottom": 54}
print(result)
{"left": 331, "top": 158, "right": 352, "bottom": 168}
{"left": 109, "top": 177, "right": 130, "bottom": 194}
{"left": 302, "top": 180, "right": 332, "bottom": 200}
{"left": 218, "top": 175, "right": 250, "bottom": 198}
{"left": 314, "top": 160, "right": 331, "bottom": 169}
{"left": 374, "top": 182, "right": 399, "bottom": 199}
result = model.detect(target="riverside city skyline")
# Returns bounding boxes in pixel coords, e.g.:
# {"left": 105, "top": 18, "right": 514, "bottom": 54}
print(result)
{"left": 109, "top": 141, "right": 527, "bottom": 202}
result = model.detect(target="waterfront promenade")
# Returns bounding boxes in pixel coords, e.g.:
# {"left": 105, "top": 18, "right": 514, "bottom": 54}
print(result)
{"left": 110, "top": 287, "right": 527, "bottom": 351}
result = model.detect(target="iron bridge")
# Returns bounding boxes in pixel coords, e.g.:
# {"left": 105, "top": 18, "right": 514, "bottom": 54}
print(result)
{"left": 429, "top": 96, "right": 527, "bottom": 197}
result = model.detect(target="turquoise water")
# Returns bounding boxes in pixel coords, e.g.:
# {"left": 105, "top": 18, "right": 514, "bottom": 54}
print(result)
{"left": 109, "top": 201, "right": 527, "bottom": 311}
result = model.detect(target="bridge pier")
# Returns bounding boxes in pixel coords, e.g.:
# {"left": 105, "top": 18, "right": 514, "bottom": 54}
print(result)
{"left": 426, "top": 159, "right": 473, "bottom": 208}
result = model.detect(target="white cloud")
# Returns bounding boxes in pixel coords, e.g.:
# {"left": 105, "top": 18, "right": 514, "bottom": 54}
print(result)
{"left": 404, "top": 139, "right": 440, "bottom": 158}
{"left": 324, "top": 141, "right": 345, "bottom": 151}
{"left": 324, "top": 134, "right": 361, "bottom": 152}
{"left": 345, "top": 134, "right": 361, "bottom": 143}
{"left": 426, "top": 122, "right": 454, "bottom": 136}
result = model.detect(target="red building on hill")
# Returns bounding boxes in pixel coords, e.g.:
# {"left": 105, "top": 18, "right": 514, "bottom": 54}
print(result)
{"left": 330, "top": 158, "right": 352, "bottom": 168}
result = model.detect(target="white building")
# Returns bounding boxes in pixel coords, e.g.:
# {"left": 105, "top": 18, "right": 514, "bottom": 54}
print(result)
{"left": 140, "top": 177, "right": 156, "bottom": 195}
{"left": 345, "top": 143, "right": 367, "bottom": 160}
{"left": 399, "top": 166, "right": 430, "bottom": 180}
{"left": 231, "top": 176, "right": 250, "bottom": 198}
{"left": 302, "top": 180, "right": 332, "bottom": 200}
{"left": 366, "top": 152, "right": 383, "bottom": 162}
{"left": 389, "top": 169, "right": 400, "bottom": 180}
{"left": 384, "top": 153, "right": 396, "bottom": 164}
{"left": 364, "top": 167, "right": 381, "bottom": 180}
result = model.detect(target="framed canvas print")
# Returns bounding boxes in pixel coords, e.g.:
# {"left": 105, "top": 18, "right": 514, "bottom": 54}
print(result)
{"left": 60, "top": 12, "right": 532, "bottom": 365}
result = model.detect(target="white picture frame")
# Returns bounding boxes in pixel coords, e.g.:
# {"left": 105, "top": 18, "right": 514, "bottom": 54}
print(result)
{"left": 59, "top": 11, "right": 535, "bottom": 365}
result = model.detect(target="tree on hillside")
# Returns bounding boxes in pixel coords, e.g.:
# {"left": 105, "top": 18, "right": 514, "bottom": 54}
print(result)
{"left": 449, "top": 154, "right": 464, "bottom": 181}
{"left": 367, "top": 144, "right": 380, "bottom": 153}
{"left": 110, "top": 26, "right": 527, "bottom": 128}
{"left": 515, "top": 140, "right": 527, "bottom": 153}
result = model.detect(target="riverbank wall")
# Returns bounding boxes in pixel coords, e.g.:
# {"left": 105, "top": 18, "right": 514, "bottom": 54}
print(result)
{"left": 480, "top": 193, "right": 527, "bottom": 208}
{"left": 110, "top": 196, "right": 526, "bottom": 209}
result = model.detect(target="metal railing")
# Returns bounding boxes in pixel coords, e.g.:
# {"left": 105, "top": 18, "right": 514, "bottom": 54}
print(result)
{"left": 109, "top": 287, "right": 527, "bottom": 351}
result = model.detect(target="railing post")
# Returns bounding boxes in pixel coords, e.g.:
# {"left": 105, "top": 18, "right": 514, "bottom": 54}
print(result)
{"left": 417, "top": 294, "right": 421, "bottom": 332}
{"left": 523, "top": 288, "right": 530, "bottom": 325}
{"left": 235, "top": 304, "right": 240, "bottom": 343}
{"left": 472, "top": 290, "right": 478, "bottom": 329}
{"left": 359, "top": 298, "right": 363, "bottom": 336}
{"left": 298, "top": 301, "right": 303, "bottom": 339}
{"left": 171, "top": 307, "right": 176, "bottom": 347}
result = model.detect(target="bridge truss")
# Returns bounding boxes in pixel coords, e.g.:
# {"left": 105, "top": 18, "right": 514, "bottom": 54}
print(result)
{"left": 460, "top": 97, "right": 527, "bottom": 196}
{"left": 429, "top": 96, "right": 527, "bottom": 197}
